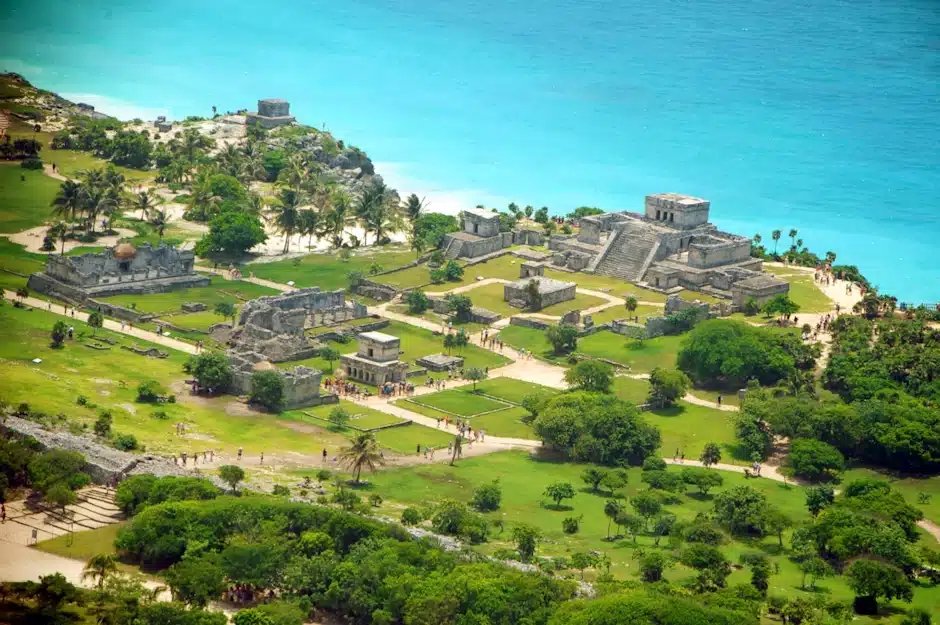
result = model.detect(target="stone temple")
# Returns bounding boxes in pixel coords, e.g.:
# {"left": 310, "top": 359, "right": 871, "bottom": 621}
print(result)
{"left": 28, "top": 243, "right": 210, "bottom": 302}
{"left": 340, "top": 332, "right": 409, "bottom": 385}
{"left": 224, "top": 287, "right": 368, "bottom": 409}
{"left": 504, "top": 276, "right": 576, "bottom": 311}
{"left": 245, "top": 98, "right": 296, "bottom": 129}
{"left": 548, "top": 193, "right": 786, "bottom": 300}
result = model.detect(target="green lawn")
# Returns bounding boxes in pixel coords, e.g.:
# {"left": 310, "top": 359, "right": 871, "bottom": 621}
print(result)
{"left": 0, "top": 238, "right": 47, "bottom": 291}
{"left": 248, "top": 247, "right": 418, "bottom": 290}
{"left": 409, "top": 390, "right": 510, "bottom": 417}
{"left": 454, "top": 282, "right": 609, "bottom": 319}
{"left": 35, "top": 523, "right": 138, "bottom": 571}
{"left": 612, "top": 376, "right": 650, "bottom": 404}
{"left": 645, "top": 401, "right": 739, "bottom": 459}
{"left": 842, "top": 467, "right": 940, "bottom": 526}
{"left": 380, "top": 255, "right": 522, "bottom": 290}
{"left": 784, "top": 275, "right": 834, "bottom": 313}
{"left": 474, "top": 377, "right": 561, "bottom": 403}
{"left": 589, "top": 303, "right": 663, "bottom": 327}
{"left": 578, "top": 332, "right": 684, "bottom": 372}
{"left": 687, "top": 387, "right": 742, "bottom": 408}
{"left": 164, "top": 310, "right": 223, "bottom": 332}
{"left": 0, "top": 304, "right": 353, "bottom": 458}
{"left": 293, "top": 399, "right": 404, "bottom": 430}
{"left": 0, "top": 164, "right": 62, "bottom": 231}
{"left": 99, "top": 280, "right": 279, "bottom": 315}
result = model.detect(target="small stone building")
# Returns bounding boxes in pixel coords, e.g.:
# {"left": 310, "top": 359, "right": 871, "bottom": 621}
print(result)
{"left": 520, "top": 262, "right": 544, "bottom": 279}
{"left": 731, "top": 274, "right": 790, "bottom": 309}
{"left": 340, "top": 332, "right": 409, "bottom": 385}
{"left": 463, "top": 208, "right": 501, "bottom": 238}
{"left": 245, "top": 98, "right": 296, "bottom": 129}
{"left": 28, "top": 243, "right": 209, "bottom": 301}
{"left": 417, "top": 353, "right": 464, "bottom": 372}
{"left": 504, "top": 276, "right": 576, "bottom": 311}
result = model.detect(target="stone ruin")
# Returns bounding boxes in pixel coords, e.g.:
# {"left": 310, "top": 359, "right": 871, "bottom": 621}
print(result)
{"left": 504, "top": 276, "right": 577, "bottom": 311}
{"left": 246, "top": 98, "right": 296, "bottom": 129}
{"left": 225, "top": 287, "right": 368, "bottom": 409}
{"left": 28, "top": 242, "right": 209, "bottom": 302}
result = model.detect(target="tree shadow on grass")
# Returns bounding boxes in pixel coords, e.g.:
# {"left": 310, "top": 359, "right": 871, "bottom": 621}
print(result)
{"left": 649, "top": 405, "right": 688, "bottom": 419}
{"left": 540, "top": 502, "right": 575, "bottom": 512}
{"left": 685, "top": 491, "right": 715, "bottom": 503}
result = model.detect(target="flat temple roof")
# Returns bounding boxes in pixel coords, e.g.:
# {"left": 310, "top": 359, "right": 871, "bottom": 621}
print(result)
{"left": 464, "top": 207, "right": 500, "bottom": 220}
{"left": 359, "top": 331, "right": 399, "bottom": 343}
{"left": 648, "top": 192, "right": 708, "bottom": 205}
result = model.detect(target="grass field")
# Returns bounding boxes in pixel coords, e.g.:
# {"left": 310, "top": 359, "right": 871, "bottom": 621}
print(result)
{"left": 588, "top": 302, "right": 663, "bottom": 326}
{"left": 294, "top": 400, "right": 405, "bottom": 430}
{"left": 248, "top": 247, "right": 418, "bottom": 290}
{"left": 453, "top": 282, "right": 610, "bottom": 319}
{"left": 365, "top": 451, "right": 939, "bottom": 620}
{"left": 0, "top": 238, "right": 47, "bottom": 291}
{"left": 395, "top": 378, "right": 558, "bottom": 438}
{"left": 784, "top": 275, "right": 834, "bottom": 313}
{"left": 0, "top": 165, "right": 62, "bottom": 232}
{"left": 645, "top": 402, "right": 739, "bottom": 459}
{"left": 380, "top": 255, "right": 521, "bottom": 290}
{"left": 611, "top": 375, "right": 650, "bottom": 404}
{"left": 99, "top": 280, "right": 279, "bottom": 315}
{"left": 35, "top": 523, "right": 135, "bottom": 570}
{"left": 164, "top": 310, "right": 222, "bottom": 332}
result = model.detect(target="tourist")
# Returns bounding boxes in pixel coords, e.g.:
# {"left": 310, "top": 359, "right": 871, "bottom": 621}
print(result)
{"left": 717, "top": 395, "right": 722, "bottom": 406}
{"left": 52, "top": 163, "right": 56, "bottom": 173}
{"left": 181, "top": 451, "right": 187, "bottom": 466}
{"left": 416, "top": 444, "right": 421, "bottom": 455}
{"left": 480, "top": 429, "right": 485, "bottom": 442}
{"left": 436, "top": 418, "right": 441, "bottom": 428}
{"left": 237, "top": 447, "right": 243, "bottom": 461}
{"left": 1, "top": 502, "right": 6, "bottom": 523}
{"left": 322, "top": 448, "right": 327, "bottom": 463}
{"left": 260, "top": 452, "right": 264, "bottom": 464}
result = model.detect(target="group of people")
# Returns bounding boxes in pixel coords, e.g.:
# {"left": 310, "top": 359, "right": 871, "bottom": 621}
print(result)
{"left": 323, "top": 378, "right": 366, "bottom": 398}
{"left": 172, "top": 449, "right": 215, "bottom": 467}
{"left": 379, "top": 381, "right": 415, "bottom": 397}
{"left": 222, "top": 584, "right": 275, "bottom": 606}
{"left": 478, "top": 330, "right": 505, "bottom": 352}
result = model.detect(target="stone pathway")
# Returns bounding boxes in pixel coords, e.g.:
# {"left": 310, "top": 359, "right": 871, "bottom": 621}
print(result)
{"left": 2, "top": 290, "right": 197, "bottom": 354}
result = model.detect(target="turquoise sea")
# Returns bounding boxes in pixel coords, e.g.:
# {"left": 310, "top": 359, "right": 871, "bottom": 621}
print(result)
{"left": 2, "top": 0, "right": 938, "bottom": 302}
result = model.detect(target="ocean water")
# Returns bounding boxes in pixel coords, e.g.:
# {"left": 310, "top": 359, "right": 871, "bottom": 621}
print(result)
{"left": 2, "top": 0, "right": 938, "bottom": 302}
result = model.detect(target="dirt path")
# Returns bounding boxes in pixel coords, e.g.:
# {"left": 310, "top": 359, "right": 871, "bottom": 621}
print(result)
{"left": 917, "top": 519, "right": 940, "bottom": 542}
{"left": 0, "top": 226, "right": 137, "bottom": 254}
{"left": 199, "top": 266, "right": 296, "bottom": 293}
{"left": 3, "top": 290, "right": 197, "bottom": 355}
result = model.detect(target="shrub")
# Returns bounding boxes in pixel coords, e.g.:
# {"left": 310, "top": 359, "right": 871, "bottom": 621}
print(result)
{"left": 562, "top": 516, "right": 581, "bottom": 534}
{"left": 137, "top": 380, "right": 164, "bottom": 403}
{"left": 642, "top": 457, "right": 667, "bottom": 472}
{"left": 113, "top": 434, "right": 139, "bottom": 451}
{"left": 93, "top": 410, "right": 113, "bottom": 437}
{"left": 21, "top": 157, "right": 43, "bottom": 170}
{"left": 471, "top": 480, "right": 502, "bottom": 512}
{"left": 405, "top": 290, "right": 431, "bottom": 314}
{"left": 328, "top": 407, "right": 350, "bottom": 429}
{"left": 444, "top": 260, "right": 463, "bottom": 281}
{"left": 76, "top": 395, "right": 88, "bottom": 406}
{"left": 401, "top": 507, "right": 423, "bottom": 526}
{"left": 369, "top": 494, "right": 383, "bottom": 507}
{"left": 151, "top": 410, "right": 169, "bottom": 420}
{"left": 272, "top": 485, "right": 290, "bottom": 496}
{"left": 788, "top": 438, "right": 844, "bottom": 481}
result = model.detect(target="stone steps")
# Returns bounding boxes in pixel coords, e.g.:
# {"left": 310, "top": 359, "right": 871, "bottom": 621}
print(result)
{"left": 594, "top": 224, "right": 660, "bottom": 282}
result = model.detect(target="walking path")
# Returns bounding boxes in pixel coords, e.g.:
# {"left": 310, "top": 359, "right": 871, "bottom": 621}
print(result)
{"left": 3, "top": 290, "right": 197, "bottom": 355}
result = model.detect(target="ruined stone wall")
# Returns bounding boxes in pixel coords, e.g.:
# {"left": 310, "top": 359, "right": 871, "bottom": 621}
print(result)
{"left": 457, "top": 234, "right": 508, "bottom": 259}
{"left": 513, "top": 229, "right": 543, "bottom": 247}
{"left": 687, "top": 236, "right": 751, "bottom": 268}
{"left": 45, "top": 244, "right": 197, "bottom": 287}
{"left": 463, "top": 212, "right": 501, "bottom": 238}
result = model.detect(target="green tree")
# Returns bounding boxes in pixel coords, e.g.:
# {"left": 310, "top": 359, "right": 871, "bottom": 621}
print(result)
{"left": 788, "top": 438, "right": 844, "bottom": 481}
{"left": 51, "top": 320, "right": 68, "bottom": 348}
{"left": 51, "top": 179, "right": 84, "bottom": 224}
{"left": 543, "top": 481, "right": 575, "bottom": 508}
{"left": 511, "top": 523, "right": 540, "bottom": 562}
{"left": 29, "top": 450, "right": 91, "bottom": 494}
{"left": 762, "top": 293, "right": 800, "bottom": 321}
{"left": 699, "top": 442, "right": 722, "bottom": 467}
{"left": 250, "top": 370, "right": 284, "bottom": 412}
{"left": 680, "top": 466, "right": 724, "bottom": 495}
{"left": 713, "top": 485, "right": 768, "bottom": 535}
{"left": 846, "top": 559, "right": 913, "bottom": 614}
{"left": 580, "top": 467, "right": 608, "bottom": 492}
{"left": 444, "top": 293, "right": 473, "bottom": 322}
{"left": 93, "top": 410, "right": 112, "bottom": 437}
{"left": 328, "top": 407, "right": 350, "bottom": 429}
{"left": 603, "top": 500, "right": 623, "bottom": 539}
{"left": 214, "top": 301, "right": 236, "bottom": 323}
{"left": 405, "top": 290, "right": 430, "bottom": 314}
{"left": 546, "top": 323, "right": 578, "bottom": 355}
{"left": 681, "top": 543, "right": 732, "bottom": 591}
{"left": 401, "top": 507, "right": 423, "bottom": 526}
{"left": 771, "top": 229, "right": 782, "bottom": 255}
{"left": 624, "top": 295, "right": 638, "bottom": 315}
{"left": 564, "top": 360, "right": 613, "bottom": 392}
{"left": 187, "top": 351, "right": 234, "bottom": 392}
{"left": 763, "top": 506, "right": 793, "bottom": 547}
{"left": 471, "top": 480, "right": 502, "bottom": 512}
{"left": 600, "top": 469, "right": 628, "bottom": 493}
{"left": 638, "top": 550, "right": 670, "bottom": 582}
{"left": 268, "top": 187, "right": 306, "bottom": 253}
{"left": 164, "top": 554, "right": 227, "bottom": 608}
{"left": 800, "top": 555, "right": 831, "bottom": 590}
{"left": 86, "top": 309, "right": 104, "bottom": 336}
{"left": 233, "top": 608, "right": 274, "bottom": 625}
{"left": 630, "top": 491, "right": 662, "bottom": 529}
{"left": 339, "top": 432, "right": 383, "bottom": 483}
{"left": 570, "top": 551, "right": 595, "bottom": 580}
{"left": 524, "top": 279, "right": 542, "bottom": 310}
{"left": 195, "top": 210, "right": 267, "bottom": 257}
{"left": 218, "top": 465, "right": 245, "bottom": 494}
{"left": 319, "top": 346, "right": 340, "bottom": 372}
{"left": 81, "top": 554, "right": 117, "bottom": 590}
{"left": 465, "top": 367, "right": 487, "bottom": 391}
{"left": 805, "top": 485, "right": 835, "bottom": 517}
{"left": 647, "top": 367, "right": 690, "bottom": 407}
{"left": 443, "top": 260, "right": 463, "bottom": 281}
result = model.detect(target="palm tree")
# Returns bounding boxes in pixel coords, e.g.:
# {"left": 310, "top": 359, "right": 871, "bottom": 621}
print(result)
{"left": 245, "top": 191, "right": 265, "bottom": 216}
{"left": 80, "top": 184, "right": 119, "bottom": 234}
{"left": 788, "top": 229, "right": 798, "bottom": 249}
{"left": 53, "top": 221, "right": 70, "bottom": 255}
{"left": 82, "top": 554, "right": 117, "bottom": 590}
{"left": 278, "top": 153, "right": 307, "bottom": 192}
{"left": 297, "top": 209, "right": 320, "bottom": 250}
{"left": 449, "top": 434, "right": 463, "bottom": 466}
{"left": 216, "top": 144, "right": 245, "bottom": 180}
{"left": 795, "top": 238, "right": 803, "bottom": 251}
{"left": 322, "top": 189, "right": 355, "bottom": 248}
{"left": 268, "top": 187, "right": 307, "bottom": 253}
{"left": 51, "top": 180, "right": 83, "bottom": 223}
{"left": 624, "top": 295, "right": 638, "bottom": 315}
{"left": 753, "top": 233, "right": 762, "bottom": 245}
{"left": 176, "top": 128, "right": 214, "bottom": 165}
{"left": 339, "top": 432, "right": 383, "bottom": 483}
{"left": 243, "top": 150, "right": 268, "bottom": 183}
{"left": 356, "top": 180, "right": 401, "bottom": 245}
{"left": 771, "top": 229, "right": 782, "bottom": 255}
{"left": 129, "top": 190, "right": 161, "bottom": 222}
{"left": 150, "top": 209, "right": 167, "bottom": 241}
{"left": 403, "top": 193, "right": 426, "bottom": 225}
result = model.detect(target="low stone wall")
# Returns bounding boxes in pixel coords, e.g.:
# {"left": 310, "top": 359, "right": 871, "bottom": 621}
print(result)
{"left": 509, "top": 316, "right": 552, "bottom": 331}
{"left": 87, "top": 298, "right": 146, "bottom": 322}
{"left": 28, "top": 272, "right": 211, "bottom": 302}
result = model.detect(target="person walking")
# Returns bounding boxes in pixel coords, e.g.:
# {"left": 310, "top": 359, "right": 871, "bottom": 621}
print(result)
{"left": 237, "top": 447, "right": 243, "bottom": 461}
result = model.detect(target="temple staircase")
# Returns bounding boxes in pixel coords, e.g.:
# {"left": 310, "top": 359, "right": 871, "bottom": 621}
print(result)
{"left": 592, "top": 222, "right": 661, "bottom": 282}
